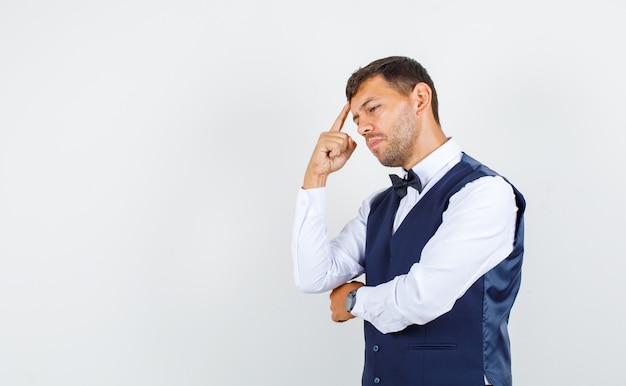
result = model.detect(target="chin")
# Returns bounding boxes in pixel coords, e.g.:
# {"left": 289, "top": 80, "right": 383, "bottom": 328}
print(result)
{"left": 372, "top": 149, "right": 402, "bottom": 167}
{"left": 378, "top": 159, "right": 399, "bottom": 168}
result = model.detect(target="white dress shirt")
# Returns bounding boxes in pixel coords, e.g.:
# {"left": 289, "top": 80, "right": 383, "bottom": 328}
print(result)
{"left": 291, "top": 138, "right": 518, "bottom": 335}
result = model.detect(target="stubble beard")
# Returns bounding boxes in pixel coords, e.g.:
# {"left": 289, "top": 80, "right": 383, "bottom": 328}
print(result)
{"left": 377, "top": 107, "right": 417, "bottom": 168}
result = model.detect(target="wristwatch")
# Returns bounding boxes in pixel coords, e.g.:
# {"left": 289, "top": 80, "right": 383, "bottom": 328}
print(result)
{"left": 345, "top": 289, "right": 358, "bottom": 313}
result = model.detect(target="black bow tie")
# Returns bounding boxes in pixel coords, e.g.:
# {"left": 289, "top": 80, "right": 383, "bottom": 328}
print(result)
{"left": 389, "top": 169, "right": 423, "bottom": 199}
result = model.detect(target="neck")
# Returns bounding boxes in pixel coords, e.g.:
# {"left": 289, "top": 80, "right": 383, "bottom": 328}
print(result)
{"left": 403, "top": 122, "right": 447, "bottom": 170}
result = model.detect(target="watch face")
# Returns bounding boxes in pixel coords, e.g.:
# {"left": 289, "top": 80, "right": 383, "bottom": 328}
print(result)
{"left": 345, "top": 291, "right": 356, "bottom": 312}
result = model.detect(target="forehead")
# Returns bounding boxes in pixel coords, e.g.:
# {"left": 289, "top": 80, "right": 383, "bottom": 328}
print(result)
{"left": 351, "top": 75, "right": 402, "bottom": 104}
{"left": 350, "top": 75, "right": 407, "bottom": 116}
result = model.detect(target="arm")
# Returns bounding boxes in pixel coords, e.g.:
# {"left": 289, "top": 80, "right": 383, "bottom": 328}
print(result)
{"left": 291, "top": 187, "right": 370, "bottom": 293}
{"left": 350, "top": 176, "right": 518, "bottom": 333}
{"left": 291, "top": 104, "right": 364, "bottom": 293}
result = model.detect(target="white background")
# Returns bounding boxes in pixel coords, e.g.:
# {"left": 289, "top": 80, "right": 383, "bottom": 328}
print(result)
{"left": 1, "top": 0, "right": 625, "bottom": 385}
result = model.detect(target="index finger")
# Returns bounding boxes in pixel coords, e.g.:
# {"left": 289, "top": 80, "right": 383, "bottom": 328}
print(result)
{"left": 329, "top": 102, "right": 351, "bottom": 132}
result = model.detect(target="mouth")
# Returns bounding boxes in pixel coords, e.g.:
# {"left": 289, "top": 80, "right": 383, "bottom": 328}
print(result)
{"left": 367, "top": 137, "right": 384, "bottom": 150}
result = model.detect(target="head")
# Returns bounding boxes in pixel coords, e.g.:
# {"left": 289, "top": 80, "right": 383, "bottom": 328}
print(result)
{"left": 346, "top": 56, "right": 439, "bottom": 125}
{"left": 346, "top": 56, "right": 443, "bottom": 169}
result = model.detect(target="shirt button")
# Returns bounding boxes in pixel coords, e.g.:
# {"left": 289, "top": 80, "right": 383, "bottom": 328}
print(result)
{"left": 373, "top": 345, "right": 379, "bottom": 352}
{"left": 374, "top": 377, "right": 381, "bottom": 384}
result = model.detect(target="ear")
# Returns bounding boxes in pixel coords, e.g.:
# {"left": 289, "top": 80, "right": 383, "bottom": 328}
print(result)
{"left": 410, "top": 82, "right": 432, "bottom": 117}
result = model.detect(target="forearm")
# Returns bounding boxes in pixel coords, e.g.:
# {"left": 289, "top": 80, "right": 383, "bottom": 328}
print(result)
{"left": 291, "top": 188, "right": 365, "bottom": 293}
{"left": 352, "top": 176, "right": 518, "bottom": 333}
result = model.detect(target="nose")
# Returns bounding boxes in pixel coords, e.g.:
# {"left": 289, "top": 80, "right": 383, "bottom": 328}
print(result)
{"left": 357, "top": 122, "right": 373, "bottom": 136}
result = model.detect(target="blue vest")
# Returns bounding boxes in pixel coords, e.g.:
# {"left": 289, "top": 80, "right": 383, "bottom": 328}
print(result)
{"left": 362, "top": 154, "right": 525, "bottom": 386}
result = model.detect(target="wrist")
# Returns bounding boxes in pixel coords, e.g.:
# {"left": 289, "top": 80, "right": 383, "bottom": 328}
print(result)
{"left": 345, "top": 289, "right": 358, "bottom": 313}
{"left": 302, "top": 173, "right": 328, "bottom": 189}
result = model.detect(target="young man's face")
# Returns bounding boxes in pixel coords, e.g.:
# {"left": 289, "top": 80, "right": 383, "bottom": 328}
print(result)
{"left": 349, "top": 75, "right": 418, "bottom": 168}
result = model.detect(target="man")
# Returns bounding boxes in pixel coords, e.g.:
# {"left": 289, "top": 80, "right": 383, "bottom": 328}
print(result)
{"left": 291, "top": 56, "right": 525, "bottom": 386}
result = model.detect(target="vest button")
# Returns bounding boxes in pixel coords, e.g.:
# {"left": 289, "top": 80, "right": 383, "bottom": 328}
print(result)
{"left": 372, "top": 345, "right": 379, "bottom": 352}
{"left": 373, "top": 377, "right": 381, "bottom": 384}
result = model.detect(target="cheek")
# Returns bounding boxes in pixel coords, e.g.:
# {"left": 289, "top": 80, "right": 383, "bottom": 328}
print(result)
{"left": 373, "top": 111, "right": 392, "bottom": 131}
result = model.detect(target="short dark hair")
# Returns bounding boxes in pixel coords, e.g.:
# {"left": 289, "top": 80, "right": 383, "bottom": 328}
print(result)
{"left": 345, "top": 56, "right": 440, "bottom": 125}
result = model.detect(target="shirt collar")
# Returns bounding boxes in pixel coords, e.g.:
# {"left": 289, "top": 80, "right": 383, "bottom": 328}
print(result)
{"left": 403, "top": 137, "right": 462, "bottom": 189}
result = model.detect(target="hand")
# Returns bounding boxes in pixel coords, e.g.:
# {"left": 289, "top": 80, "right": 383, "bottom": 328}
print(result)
{"left": 329, "top": 281, "right": 365, "bottom": 323}
{"left": 303, "top": 103, "right": 357, "bottom": 189}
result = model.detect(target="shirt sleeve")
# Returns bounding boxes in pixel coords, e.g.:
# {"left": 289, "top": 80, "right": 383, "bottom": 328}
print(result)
{"left": 350, "top": 175, "right": 518, "bottom": 334}
{"left": 291, "top": 187, "right": 369, "bottom": 293}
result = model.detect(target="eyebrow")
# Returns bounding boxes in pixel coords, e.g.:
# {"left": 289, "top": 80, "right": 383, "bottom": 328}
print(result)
{"left": 352, "top": 97, "right": 378, "bottom": 123}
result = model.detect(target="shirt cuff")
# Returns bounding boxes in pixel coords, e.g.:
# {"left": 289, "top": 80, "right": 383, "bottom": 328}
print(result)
{"left": 296, "top": 187, "right": 326, "bottom": 217}
{"left": 349, "top": 286, "right": 370, "bottom": 317}
{"left": 350, "top": 282, "right": 412, "bottom": 334}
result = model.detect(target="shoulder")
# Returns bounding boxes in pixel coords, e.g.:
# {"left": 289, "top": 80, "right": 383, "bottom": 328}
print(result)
{"left": 449, "top": 175, "right": 516, "bottom": 213}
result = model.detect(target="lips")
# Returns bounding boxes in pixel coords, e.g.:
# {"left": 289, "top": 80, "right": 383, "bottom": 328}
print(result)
{"left": 367, "top": 137, "right": 384, "bottom": 150}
